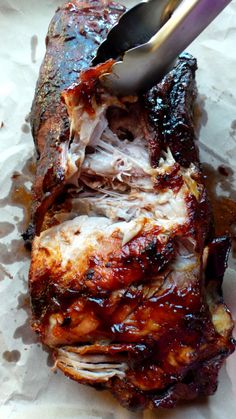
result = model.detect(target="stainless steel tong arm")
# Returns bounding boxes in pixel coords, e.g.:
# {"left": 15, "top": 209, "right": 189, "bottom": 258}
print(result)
{"left": 96, "top": 0, "right": 232, "bottom": 95}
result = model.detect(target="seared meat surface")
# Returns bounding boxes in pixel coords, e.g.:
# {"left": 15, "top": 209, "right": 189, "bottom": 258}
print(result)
{"left": 28, "top": 0, "right": 235, "bottom": 411}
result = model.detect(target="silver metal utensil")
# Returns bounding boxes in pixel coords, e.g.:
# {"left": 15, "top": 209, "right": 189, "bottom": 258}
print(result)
{"left": 93, "top": 0, "right": 232, "bottom": 95}
{"left": 93, "top": 0, "right": 182, "bottom": 64}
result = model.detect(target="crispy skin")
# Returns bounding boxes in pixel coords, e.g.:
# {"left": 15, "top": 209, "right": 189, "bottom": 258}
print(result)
{"left": 24, "top": 0, "right": 125, "bottom": 241}
{"left": 28, "top": 0, "right": 235, "bottom": 411}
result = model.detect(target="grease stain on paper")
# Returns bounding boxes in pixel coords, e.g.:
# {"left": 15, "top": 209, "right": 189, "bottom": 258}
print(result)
{"left": 0, "top": 156, "right": 35, "bottom": 233}
{"left": 31, "top": 35, "right": 38, "bottom": 63}
{"left": 0, "top": 240, "right": 28, "bottom": 265}
{"left": 230, "top": 120, "right": 236, "bottom": 139}
{"left": 0, "top": 264, "right": 13, "bottom": 281}
{"left": 21, "top": 123, "right": 30, "bottom": 134}
{"left": 0, "top": 222, "right": 14, "bottom": 238}
{"left": 3, "top": 350, "right": 21, "bottom": 363}
{"left": 25, "top": 113, "right": 30, "bottom": 123}
{"left": 42, "top": 344, "right": 54, "bottom": 367}
{"left": 14, "top": 318, "right": 38, "bottom": 345}
{"left": 17, "top": 291, "right": 30, "bottom": 314}
{"left": 231, "top": 120, "right": 236, "bottom": 130}
{"left": 194, "top": 94, "right": 208, "bottom": 137}
{"left": 203, "top": 164, "right": 236, "bottom": 239}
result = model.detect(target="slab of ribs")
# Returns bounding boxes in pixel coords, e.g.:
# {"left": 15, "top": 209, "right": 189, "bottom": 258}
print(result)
{"left": 24, "top": 0, "right": 235, "bottom": 410}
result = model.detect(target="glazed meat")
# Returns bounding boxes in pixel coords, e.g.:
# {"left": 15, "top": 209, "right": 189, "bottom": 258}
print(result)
{"left": 24, "top": 0, "right": 125, "bottom": 241}
{"left": 28, "top": 0, "right": 235, "bottom": 411}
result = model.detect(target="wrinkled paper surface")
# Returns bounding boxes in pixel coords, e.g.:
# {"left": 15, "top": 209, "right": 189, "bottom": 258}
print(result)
{"left": 0, "top": 0, "right": 236, "bottom": 418}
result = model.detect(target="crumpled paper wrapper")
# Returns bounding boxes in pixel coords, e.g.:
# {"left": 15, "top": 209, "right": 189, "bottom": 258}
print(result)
{"left": 0, "top": 0, "right": 236, "bottom": 418}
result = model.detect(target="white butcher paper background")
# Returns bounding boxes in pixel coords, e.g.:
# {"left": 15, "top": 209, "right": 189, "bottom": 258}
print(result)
{"left": 0, "top": 0, "right": 236, "bottom": 418}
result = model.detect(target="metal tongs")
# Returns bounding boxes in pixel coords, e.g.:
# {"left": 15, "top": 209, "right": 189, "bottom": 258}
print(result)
{"left": 93, "top": 0, "right": 232, "bottom": 95}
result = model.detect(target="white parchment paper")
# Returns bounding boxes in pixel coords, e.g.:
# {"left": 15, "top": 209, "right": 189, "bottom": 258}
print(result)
{"left": 0, "top": 0, "right": 236, "bottom": 418}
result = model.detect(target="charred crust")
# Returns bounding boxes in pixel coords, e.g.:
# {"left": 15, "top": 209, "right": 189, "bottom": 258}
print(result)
{"left": 61, "top": 316, "right": 71, "bottom": 327}
{"left": 22, "top": 223, "right": 35, "bottom": 247}
{"left": 205, "top": 236, "right": 231, "bottom": 285}
{"left": 144, "top": 53, "right": 198, "bottom": 168}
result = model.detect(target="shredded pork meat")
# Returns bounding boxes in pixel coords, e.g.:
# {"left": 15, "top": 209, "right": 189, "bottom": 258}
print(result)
{"left": 28, "top": 0, "right": 235, "bottom": 411}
